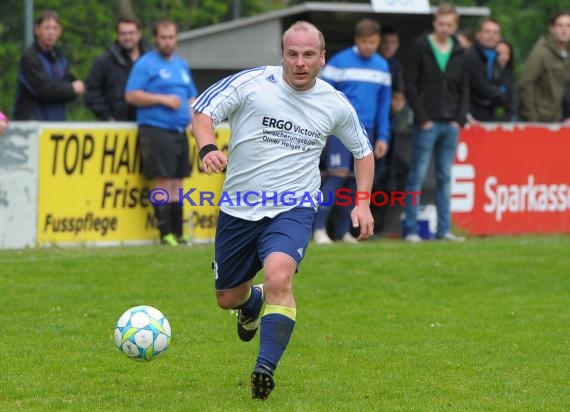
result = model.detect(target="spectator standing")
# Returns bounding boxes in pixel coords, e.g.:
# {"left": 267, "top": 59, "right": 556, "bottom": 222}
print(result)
{"left": 496, "top": 40, "right": 517, "bottom": 121}
{"left": 403, "top": 4, "right": 468, "bottom": 243}
{"left": 379, "top": 25, "right": 403, "bottom": 93}
{"left": 12, "top": 10, "right": 85, "bottom": 121}
{"left": 465, "top": 18, "right": 506, "bottom": 121}
{"left": 86, "top": 15, "right": 150, "bottom": 121}
{"left": 518, "top": 10, "right": 570, "bottom": 122}
{"left": 313, "top": 18, "right": 391, "bottom": 244}
{"left": 125, "top": 19, "right": 198, "bottom": 246}
{"left": 374, "top": 25, "right": 405, "bottom": 233}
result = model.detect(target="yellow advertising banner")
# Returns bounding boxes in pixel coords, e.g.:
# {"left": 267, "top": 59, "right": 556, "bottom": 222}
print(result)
{"left": 37, "top": 123, "right": 229, "bottom": 245}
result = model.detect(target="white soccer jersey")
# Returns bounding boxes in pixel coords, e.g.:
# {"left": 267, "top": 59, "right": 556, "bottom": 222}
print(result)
{"left": 193, "top": 65, "right": 372, "bottom": 220}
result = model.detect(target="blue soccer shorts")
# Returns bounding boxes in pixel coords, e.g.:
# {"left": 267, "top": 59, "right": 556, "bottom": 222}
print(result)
{"left": 213, "top": 207, "right": 316, "bottom": 291}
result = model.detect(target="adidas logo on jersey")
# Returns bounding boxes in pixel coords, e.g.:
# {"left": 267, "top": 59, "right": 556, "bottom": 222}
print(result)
{"left": 265, "top": 74, "right": 276, "bottom": 83}
{"left": 297, "top": 248, "right": 304, "bottom": 258}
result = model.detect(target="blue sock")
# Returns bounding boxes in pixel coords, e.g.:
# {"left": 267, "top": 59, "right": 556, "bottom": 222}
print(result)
{"left": 314, "top": 175, "right": 346, "bottom": 230}
{"left": 236, "top": 286, "right": 263, "bottom": 318}
{"left": 256, "top": 305, "right": 296, "bottom": 374}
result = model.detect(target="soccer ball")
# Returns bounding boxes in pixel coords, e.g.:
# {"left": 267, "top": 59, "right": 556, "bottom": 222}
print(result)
{"left": 114, "top": 305, "right": 171, "bottom": 361}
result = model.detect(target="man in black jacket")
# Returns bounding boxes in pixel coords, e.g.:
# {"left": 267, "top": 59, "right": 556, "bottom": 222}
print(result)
{"left": 85, "top": 16, "right": 149, "bottom": 121}
{"left": 12, "top": 10, "right": 85, "bottom": 121}
{"left": 466, "top": 18, "right": 505, "bottom": 121}
{"left": 403, "top": 3, "right": 468, "bottom": 242}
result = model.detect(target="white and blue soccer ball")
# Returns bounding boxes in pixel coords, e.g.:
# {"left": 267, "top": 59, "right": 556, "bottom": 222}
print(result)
{"left": 114, "top": 305, "right": 171, "bottom": 361}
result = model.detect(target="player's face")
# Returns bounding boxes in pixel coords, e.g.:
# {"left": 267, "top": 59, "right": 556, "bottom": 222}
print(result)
{"left": 380, "top": 34, "right": 399, "bottom": 59}
{"left": 432, "top": 14, "right": 458, "bottom": 42}
{"left": 355, "top": 34, "right": 381, "bottom": 59}
{"left": 477, "top": 21, "right": 501, "bottom": 49}
{"left": 281, "top": 29, "right": 325, "bottom": 91}
{"left": 155, "top": 24, "right": 177, "bottom": 58}
{"left": 34, "top": 18, "right": 62, "bottom": 50}
{"left": 117, "top": 22, "right": 142, "bottom": 52}
{"left": 550, "top": 15, "right": 570, "bottom": 44}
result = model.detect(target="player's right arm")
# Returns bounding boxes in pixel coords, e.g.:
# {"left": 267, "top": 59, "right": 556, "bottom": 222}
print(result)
{"left": 192, "top": 112, "right": 227, "bottom": 175}
{"left": 191, "top": 66, "right": 267, "bottom": 175}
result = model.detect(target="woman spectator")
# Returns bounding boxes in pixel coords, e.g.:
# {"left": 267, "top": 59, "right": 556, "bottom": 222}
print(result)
{"left": 497, "top": 40, "right": 516, "bottom": 121}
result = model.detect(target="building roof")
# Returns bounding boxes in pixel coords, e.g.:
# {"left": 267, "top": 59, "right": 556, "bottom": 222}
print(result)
{"left": 179, "top": 2, "right": 489, "bottom": 43}
{"left": 178, "top": 1, "right": 490, "bottom": 79}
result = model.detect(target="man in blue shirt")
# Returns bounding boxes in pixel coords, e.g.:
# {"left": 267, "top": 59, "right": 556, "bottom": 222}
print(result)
{"left": 126, "top": 19, "right": 198, "bottom": 246}
{"left": 313, "top": 18, "right": 391, "bottom": 244}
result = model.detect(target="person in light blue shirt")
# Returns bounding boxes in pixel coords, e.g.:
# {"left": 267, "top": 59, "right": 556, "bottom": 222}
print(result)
{"left": 126, "top": 19, "right": 198, "bottom": 246}
{"left": 313, "top": 18, "right": 392, "bottom": 244}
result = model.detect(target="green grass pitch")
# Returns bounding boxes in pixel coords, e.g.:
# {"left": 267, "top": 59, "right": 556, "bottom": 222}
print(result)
{"left": 1, "top": 236, "right": 569, "bottom": 411}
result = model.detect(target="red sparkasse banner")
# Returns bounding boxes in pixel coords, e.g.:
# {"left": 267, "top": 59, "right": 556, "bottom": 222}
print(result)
{"left": 451, "top": 123, "right": 570, "bottom": 235}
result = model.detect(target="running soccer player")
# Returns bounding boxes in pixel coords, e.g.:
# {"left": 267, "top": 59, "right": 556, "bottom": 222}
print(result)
{"left": 191, "top": 21, "right": 374, "bottom": 400}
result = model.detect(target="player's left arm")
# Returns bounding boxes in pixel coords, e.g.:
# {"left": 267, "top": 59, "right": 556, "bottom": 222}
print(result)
{"left": 331, "top": 92, "right": 375, "bottom": 240}
{"left": 352, "top": 153, "right": 375, "bottom": 240}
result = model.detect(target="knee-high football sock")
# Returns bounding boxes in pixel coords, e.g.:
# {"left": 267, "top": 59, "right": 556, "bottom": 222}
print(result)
{"left": 154, "top": 204, "right": 171, "bottom": 237}
{"left": 170, "top": 202, "right": 184, "bottom": 238}
{"left": 236, "top": 286, "right": 263, "bottom": 318}
{"left": 256, "top": 304, "right": 296, "bottom": 374}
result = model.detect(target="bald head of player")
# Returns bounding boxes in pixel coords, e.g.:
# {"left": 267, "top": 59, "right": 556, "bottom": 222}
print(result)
{"left": 281, "top": 21, "right": 326, "bottom": 91}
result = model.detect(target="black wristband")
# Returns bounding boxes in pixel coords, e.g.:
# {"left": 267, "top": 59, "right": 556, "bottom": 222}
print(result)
{"left": 199, "top": 144, "right": 218, "bottom": 161}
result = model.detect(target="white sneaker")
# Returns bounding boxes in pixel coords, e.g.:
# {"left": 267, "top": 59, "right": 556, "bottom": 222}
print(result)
{"left": 404, "top": 234, "right": 422, "bottom": 243}
{"left": 342, "top": 233, "right": 358, "bottom": 244}
{"left": 439, "top": 233, "right": 465, "bottom": 242}
{"left": 313, "top": 229, "right": 333, "bottom": 244}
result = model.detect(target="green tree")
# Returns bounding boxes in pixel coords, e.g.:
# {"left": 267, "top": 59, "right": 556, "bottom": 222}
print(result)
{"left": 0, "top": 0, "right": 565, "bottom": 119}
{"left": 0, "top": 0, "right": 277, "bottom": 119}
